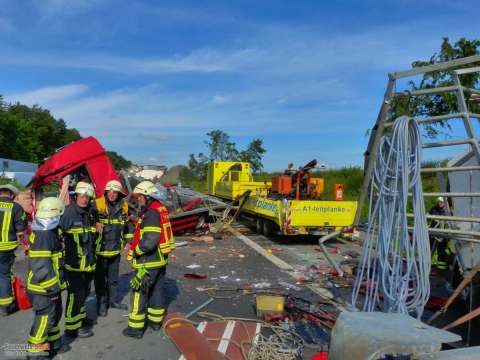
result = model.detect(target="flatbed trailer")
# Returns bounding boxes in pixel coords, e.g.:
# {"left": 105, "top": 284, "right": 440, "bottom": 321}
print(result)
{"left": 207, "top": 161, "right": 357, "bottom": 236}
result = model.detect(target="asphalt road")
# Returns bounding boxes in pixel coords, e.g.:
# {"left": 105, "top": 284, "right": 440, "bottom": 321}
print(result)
{"left": 3, "top": 222, "right": 474, "bottom": 360}
{"left": 0, "top": 225, "right": 329, "bottom": 360}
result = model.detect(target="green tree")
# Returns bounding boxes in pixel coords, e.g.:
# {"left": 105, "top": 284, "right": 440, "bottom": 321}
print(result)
{"left": 186, "top": 130, "right": 267, "bottom": 180}
{"left": 107, "top": 151, "right": 132, "bottom": 170}
{"left": 187, "top": 153, "right": 208, "bottom": 179}
{"left": 0, "top": 98, "right": 81, "bottom": 162}
{"left": 239, "top": 139, "right": 266, "bottom": 173}
{"left": 392, "top": 37, "right": 480, "bottom": 138}
{"left": 204, "top": 130, "right": 239, "bottom": 161}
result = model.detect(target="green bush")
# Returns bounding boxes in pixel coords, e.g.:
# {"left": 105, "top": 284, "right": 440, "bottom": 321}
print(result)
{"left": 0, "top": 176, "right": 25, "bottom": 191}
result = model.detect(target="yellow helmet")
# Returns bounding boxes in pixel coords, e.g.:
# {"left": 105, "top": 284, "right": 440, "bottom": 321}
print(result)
{"left": 36, "top": 197, "right": 65, "bottom": 219}
{"left": 105, "top": 180, "right": 122, "bottom": 193}
{"left": 133, "top": 181, "right": 157, "bottom": 196}
{"left": 75, "top": 181, "right": 95, "bottom": 197}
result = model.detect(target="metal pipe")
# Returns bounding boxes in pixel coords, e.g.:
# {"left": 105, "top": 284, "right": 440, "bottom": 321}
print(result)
{"left": 421, "top": 165, "right": 480, "bottom": 173}
{"left": 186, "top": 298, "right": 214, "bottom": 319}
{"left": 385, "top": 112, "right": 480, "bottom": 128}
{"left": 455, "top": 66, "right": 480, "bottom": 75}
{"left": 422, "top": 139, "right": 474, "bottom": 148}
{"left": 464, "top": 87, "right": 480, "bottom": 95}
{"left": 409, "top": 227, "right": 480, "bottom": 241}
{"left": 318, "top": 230, "right": 344, "bottom": 277}
{"left": 418, "top": 192, "right": 480, "bottom": 197}
{"left": 407, "top": 213, "right": 480, "bottom": 222}
{"left": 453, "top": 73, "right": 480, "bottom": 163}
{"left": 393, "top": 85, "right": 459, "bottom": 97}
{"left": 384, "top": 113, "right": 465, "bottom": 128}
{"left": 390, "top": 54, "right": 480, "bottom": 79}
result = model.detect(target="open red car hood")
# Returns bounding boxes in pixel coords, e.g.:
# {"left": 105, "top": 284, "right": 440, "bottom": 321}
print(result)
{"left": 31, "top": 137, "right": 123, "bottom": 198}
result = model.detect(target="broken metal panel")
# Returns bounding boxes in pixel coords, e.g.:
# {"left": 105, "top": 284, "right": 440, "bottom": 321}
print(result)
{"left": 447, "top": 150, "right": 480, "bottom": 270}
{"left": 329, "top": 312, "right": 461, "bottom": 360}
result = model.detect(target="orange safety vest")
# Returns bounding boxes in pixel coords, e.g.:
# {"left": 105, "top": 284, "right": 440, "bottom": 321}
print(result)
{"left": 130, "top": 200, "right": 174, "bottom": 256}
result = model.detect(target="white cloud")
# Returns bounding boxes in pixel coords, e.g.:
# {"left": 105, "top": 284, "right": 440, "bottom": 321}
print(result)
{"left": 7, "top": 84, "right": 88, "bottom": 107}
{"left": 2, "top": 11, "right": 477, "bottom": 168}
{"left": 0, "top": 19, "right": 450, "bottom": 76}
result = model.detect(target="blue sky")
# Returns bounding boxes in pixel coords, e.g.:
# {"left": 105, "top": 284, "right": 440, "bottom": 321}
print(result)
{"left": 1, "top": 0, "right": 479, "bottom": 171}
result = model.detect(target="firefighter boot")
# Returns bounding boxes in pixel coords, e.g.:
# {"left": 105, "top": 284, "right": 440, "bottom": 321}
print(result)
{"left": 149, "top": 321, "right": 162, "bottom": 331}
{"left": 65, "top": 327, "right": 94, "bottom": 339}
{"left": 122, "top": 327, "right": 143, "bottom": 339}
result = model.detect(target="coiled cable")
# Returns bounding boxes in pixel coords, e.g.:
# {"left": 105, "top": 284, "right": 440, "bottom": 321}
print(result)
{"left": 352, "top": 116, "right": 431, "bottom": 318}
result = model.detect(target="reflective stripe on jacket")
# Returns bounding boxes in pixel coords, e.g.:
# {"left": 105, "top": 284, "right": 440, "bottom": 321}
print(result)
{"left": 27, "top": 229, "right": 62, "bottom": 294}
{"left": 131, "top": 200, "right": 175, "bottom": 270}
{"left": 59, "top": 203, "right": 97, "bottom": 272}
{"left": 95, "top": 197, "right": 129, "bottom": 257}
{"left": 0, "top": 197, "right": 27, "bottom": 251}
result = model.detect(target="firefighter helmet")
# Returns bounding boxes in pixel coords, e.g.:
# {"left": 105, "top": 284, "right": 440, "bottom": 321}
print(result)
{"left": 133, "top": 181, "right": 157, "bottom": 196}
{"left": 36, "top": 197, "right": 65, "bottom": 219}
{"left": 105, "top": 180, "right": 122, "bottom": 192}
{"left": 75, "top": 181, "right": 95, "bottom": 197}
{"left": 0, "top": 184, "right": 20, "bottom": 196}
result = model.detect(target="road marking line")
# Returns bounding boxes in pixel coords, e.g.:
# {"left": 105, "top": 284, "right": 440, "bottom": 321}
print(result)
{"left": 218, "top": 320, "right": 235, "bottom": 354}
{"left": 227, "top": 225, "right": 346, "bottom": 310}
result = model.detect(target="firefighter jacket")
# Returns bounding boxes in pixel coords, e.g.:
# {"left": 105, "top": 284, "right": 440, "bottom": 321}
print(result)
{"left": 59, "top": 203, "right": 97, "bottom": 272}
{"left": 27, "top": 226, "right": 63, "bottom": 295}
{"left": 0, "top": 196, "right": 27, "bottom": 252}
{"left": 429, "top": 205, "right": 447, "bottom": 227}
{"left": 95, "top": 197, "right": 129, "bottom": 257}
{"left": 131, "top": 200, "right": 175, "bottom": 270}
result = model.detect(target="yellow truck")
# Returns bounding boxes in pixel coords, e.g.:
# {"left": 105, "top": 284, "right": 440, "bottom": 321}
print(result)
{"left": 207, "top": 161, "right": 358, "bottom": 236}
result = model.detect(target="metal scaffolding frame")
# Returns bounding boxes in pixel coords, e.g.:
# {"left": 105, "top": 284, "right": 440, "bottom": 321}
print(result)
{"left": 355, "top": 54, "right": 480, "bottom": 241}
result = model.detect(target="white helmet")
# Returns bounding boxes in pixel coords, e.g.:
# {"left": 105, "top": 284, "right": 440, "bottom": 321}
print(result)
{"left": 105, "top": 180, "right": 122, "bottom": 193}
{"left": 437, "top": 196, "right": 445, "bottom": 203}
{"left": 75, "top": 181, "right": 95, "bottom": 198}
{"left": 36, "top": 197, "right": 65, "bottom": 219}
{"left": 133, "top": 181, "right": 157, "bottom": 196}
{"left": 0, "top": 184, "right": 19, "bottom": 196}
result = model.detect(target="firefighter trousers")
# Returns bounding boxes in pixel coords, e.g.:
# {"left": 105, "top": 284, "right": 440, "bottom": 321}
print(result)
{"left": 430, "top": 236, "right": 448, "bottom": 270}
{"left": 65, "top": 270, "right": 93, "bottom": 332}
{"left": 27, "top": 293, "right": 62, "bottom": 354}
{"left": 0, "top": 250, "right": 15, "bottom": 308}
{"left": 94, "top": 254, "right": 120, "bottom": 308}
{"left": 128, "top": 267, "right": 166, "bottom": 330}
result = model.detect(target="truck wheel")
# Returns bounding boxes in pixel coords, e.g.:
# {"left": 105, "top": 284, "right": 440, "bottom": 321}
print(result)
{"left": 255, "top": 217, "right": 264, "bottom": 234}
{"left": 263, "top": 219, "right": 276, "bottom": 237}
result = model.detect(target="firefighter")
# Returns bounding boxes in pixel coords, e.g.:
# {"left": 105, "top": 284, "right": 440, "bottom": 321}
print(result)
{"left": 0, "top": 184, "right": 26, "bottom": 317}
{"left": 59, "top": 181, "right": 97, "bottom": 338}
{"left": 26, "top": 197, "right": 65, "bottom": 359}
{"left": 123, "top": 180, "right": 175, "bottom": 339}
{"left": 429, "top": 197, "right": 449, "bottom": 271}
{"left": 94, "top": 180, "right": 129, "bottom": 317}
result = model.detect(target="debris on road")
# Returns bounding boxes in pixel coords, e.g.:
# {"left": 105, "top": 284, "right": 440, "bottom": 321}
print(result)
{"left": 184, "top": 273, "right": 208, "bottom": 280}
{"left": 186, "top": 264, "right": 201, "bottom": 269}
{"left": 256, "top": 295, "right": 285, "bottom": 317}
